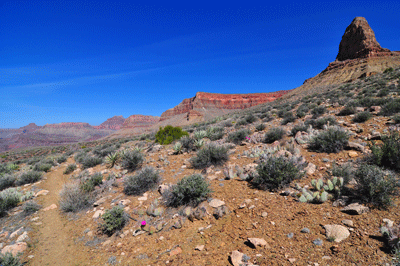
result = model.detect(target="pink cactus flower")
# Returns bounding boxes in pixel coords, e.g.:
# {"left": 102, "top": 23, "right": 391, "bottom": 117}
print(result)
{"left": 141, "top": 220, "right": 147, "bottom": 226}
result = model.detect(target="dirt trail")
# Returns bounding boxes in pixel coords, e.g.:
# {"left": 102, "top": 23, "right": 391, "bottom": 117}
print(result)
{"left": 25, "top": 158, "right": 104, "bottom": 266}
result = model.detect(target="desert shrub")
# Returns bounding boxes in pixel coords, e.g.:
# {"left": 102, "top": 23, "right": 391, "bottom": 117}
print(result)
{"left": 0, "top": 188, "right": 21, "bottom": 216}
{"left": 308, "top": 126, "right": 349, "bottom": 153}
{"left": 352, "top": 111, "right": 372, "bottom": 123}
{"left": 93, "top": 144, "right": 118, "bottom": 158}
{"left": 306, "top": 116, "right": 337, "bottom": 129}
{"left": 163, "top": 173, "right": 211, "bottom": 207}
{"left": 33, "top": 163, "right": 52, "bottom": 172}
{"left": 222, "top": 120, "right": 233, "bottom": 128}
{"left": 63, "top": 163, "right": 77, "bottom": 175}
{"left": 370, "top": 131, "right": 400, "bottom": 171}
{"left": 123, "top": 166, "right": 160, "bottom": 196}
{"left": 27, "top": 157, "right": 41, "bottom": 166}
{"left": 354, "top": 164, "right": 399, "bottom": 208}
{"left": 263, "top": 127, "right": 285, "bottom": 143}
{"left": 377, "top": 88, "right": 389, "bottom": 97}
{"left": 281, "top": 112, "right": 296, "bottom": 125}
{"left": 311, "top": 106, "right": 326, "bottom": 118}
{"left": 252, "top": 155, "right": 304, "bottom": 191}
{"left": 6, "top": 163, "right": 19, "bottom": 171}
{"left": 179, "top": 136, "right": 195, "bottom": 151}
{"left": 0, "top": 252, "right": 22, "bottom": 266}
{"left": 120, "top": 150, "right": 144, "bottom": 172}
{"left": 22, "top": 200, "right": 42, "bottom": 214}
{"left": 227, "top": 129, "right": 251, "bottom": 144}
{"left": 244, "top": 114, "right": 257, "bottom": 124}
{"left": 206, "top": 127, "right": 225, "bottom": 141}
{"left": 190, "top": 143, "right": 229, "bottom": 169}
{"left": 235, "top": 119, "right": 248, "bottom": 127}
{"left": 80, "top": 173, "right": 103, "bottom": 193}
{"left": 296, "top": 104, "right": 309, "bottom": 118}
{"left": 99, "top": 206, "right": 129, "bottom": 236}
{"left": 290, "top": 123, "right": 308, "bottom": 136}
{"left": 331, "top": 162, "right": 354, "bottom": 184}
{"left": 337, "top": 106, "right": 356, "bottom": 116}
{"left": 81, "top": 156, "right": 103, "bottom": 169}
{"left": 193, "top": 130, "right": 207, "bottom": 140}
{"left": 16, "top": 171, "right": 42, "bottom": 186}
{"left": 59, "top": 182, "right": 93, "bottom": 212}
{"left": 393, "top": 114, "right": 400, "bottom": 124}
{"left": 74, "top": 152, "right": 87, "bottom": 164}
{"left": 255, "top": 123, "right": 266, "bottom": 131}
{"left": 380, "top": 99, "right": 400, "bottom": 116}
{"left": 0, "top": 174, "right": 16, "bottom": 191}
{"left": 155, "top": 125, "right": 189, "bottom": 145}
{"left": 56, "top": 155, "right": 67, "bottom": 164}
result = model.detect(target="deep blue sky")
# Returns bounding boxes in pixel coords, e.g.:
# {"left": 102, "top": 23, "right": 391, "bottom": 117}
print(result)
{"left": 1, "top": 0, "right": 400, "bottom": 128}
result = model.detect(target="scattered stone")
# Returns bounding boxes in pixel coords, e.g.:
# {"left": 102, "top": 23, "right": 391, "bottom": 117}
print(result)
{"left": 93, "top": 210, "right": 105, "bottom": 219}
{"left": 301, "top": 228, "right": 310, "bottom": 233}
{"left": 16, "top": 232, "right": 29, "bottom": 243}
{"left": 341, "top": 203, "right": 369, "bottom": 215}
{"left": 248, "top": 205, "right": 255, "bottom": 210}
{"left": 158, "top": 184, "right": 170, "bottom": 195}
{"left": 170, "top": 246, "right": 182, "bottom": 256}
{"left": 93, "top": 197, "right": 107, "bottom": 207}
{"left": 348, "top": 151, "right": 358, "bottom": 158}
{"left": 342, "top": 219, "right": 354, "bottom": 227}
{"left": 261, "top": 212, "right": 268, "bottom": 218}
{"left": 288, "top": 258, "right": 296, "bottom": 263}
{"left": 213, "top": 205, "right": 230, "bottom": 219}
{"left": 34, "top": 190, "right": 49, "bottom": 197}
{"left": 247, "top": 238, "right": 270, "bottom": 248}
{"left": 119, "top": 199, "right": 131, "bottom": 206}
{"left": 137, "top": 253, "right": 149, "bottom": 260}
{"left": 182, "top": 206, "right": 192, "bottom": 217}
{"left": 324, "top": 224, "right": 350, "bottom": 243}
{"left": 195, "top": 245, "right": 204, "bottom": 251}
{"left": 108, "top": 256, "right": 117, "bottom": 265}
{"left": 383, "top": 218, "right": 394, "bottom": 228}
{"left": 304, "top": 163, "right": 316, "bottom": 175}
{"left": 209, "top": 199, "right": 225, "bottom": 208}
{"left": 10, "top": 227, "right": 24, "bottom": 239}
{"left": 287, "top": 233, "right": 294, "bottom": 239}
{"left": 1, "top": 242, "right": 27, "bottom": 256}
{"left": 322, "top": 256, "right": 332, "bottom": 260}
{"left": 347, "top": 141, "right": 365, "bottom": 152}
{"left": 321, "top": 158, "right": 330, "bottom": 163}
{"left": 43, "top": 204, "right": 57, "bottom": 211}
{"left": 230, "top": 250, "right": 252, "bottom": 266}
{"left": 313, "top": 239, "right": 323, "bottom": 246}
{"left": 189, "top": 207, "right": 207, "bottom": 221}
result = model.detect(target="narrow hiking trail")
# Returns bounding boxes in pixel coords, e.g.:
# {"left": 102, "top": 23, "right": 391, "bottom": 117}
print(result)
{"left": 23, "top": 158, "right": 106, "bottom": 266}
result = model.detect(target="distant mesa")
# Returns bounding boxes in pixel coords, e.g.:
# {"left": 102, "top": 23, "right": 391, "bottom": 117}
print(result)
{"left": 93, "top": 115, "right": 126, "bottom": 130}
{"left": 121, "top": 115, "right": 159, "bottom": 129}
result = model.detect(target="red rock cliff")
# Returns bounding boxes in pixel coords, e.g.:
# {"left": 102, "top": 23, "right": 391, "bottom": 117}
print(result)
{"left": 160, "top": 91, "right": 289, "bottom": 121}
{"left": 93, "top": 116, "right": 125, "bottom": 130}
{"left": 121, "top": 115, "right": 159, "bottom": 129}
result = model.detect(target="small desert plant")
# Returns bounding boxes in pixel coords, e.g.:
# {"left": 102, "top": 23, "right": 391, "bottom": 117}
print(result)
{"left": 244, "top": 114, "right": 257, "bottom": 124}
{"left": 0, "top": 188, "right": 22, "bottom": 216}
{"left": 193, "top": 130, "right": 207, "bottom": 140}
{"left": 81, "top": 156, "right": 103, "bottom": 169}
{"left": 393, "top": 114, "right": 400, "bottom": 124}
{"left": 123, "top": 166, "right": 160, "bottom": 196}
{"left": 354, "top": 164, "right": 399, "bottom": 208}
{"left": 206, "top": 127, "right": 225, "bottom": 141}
{"left": 263, "top": 127, "right": 285, "bottom": 143}
{"left": 155, "top": 125, "right": 189, "bottom": 145}
{"left": 306, "top": 116, "right": 337, "bottom": 129}
{"left": 291, "top": 123, "right": 308, "bottom": 136}
{"left": 0, "top": 252, "right": 22, "bottom": 266}
{"left": 193, "top": 139, "right": 205, "bottom": 149}
{"left": 22, "top": 200, "right": 42, "bottom": 214}
{"left": 173, "top": 142, "right": 183, "bottom": 154}
{"left": 105, "top": 152, "right": 120, "bottom": 168}
{"left": 352, "top": 111, "right": 372, "bottom": 123}
{"left": 120, "top": 150, "right": 144, "bottom": 172}
{"left": 308, "top": 126, "right": 349, "bottom": 153}
{"left": 179, "top": 136, "right": 195, "bottom": 151}
{"left": 370, "top": 131, "right": 400, "bottom": 171}
{"left": 163, "top": 173, "right": 211, "bottom": 207}
{"left": 281, "top": 112, "right": 296, "bottom": 125}
{"left": 337, "top": 106, "right": 356, "bottom": 116}
{"left": 80, "top": 173, "right": 103, "bottom": 193}
{"left": 227, "top": 129, "right": 251, "bottom": 144}
{"left": 59, "top": 182, "right": 93, "bottom": 212}
{"left": 255, "top": 123, "right": 266, "bottom": 131}
{"left": 33, "top": 163, "right": 52, "bottom": 172}
{"left": 0, "top": 174, "right": 16, "bottom": 191}
{"left": 252, "top": 155, "right": 304, "bottom": 191}
{"left": 15, "top": 171, "right": 42, "bottom": 186}
{"left": 380, "top": 99, "right": 400, "bottom": 116}
{"left": 311, "top": 106, "right": 326, "bottom": 118}
{"left": 63, "top": 163, "right": 77, "bottom": 174}
{"left": 6, "top": 163, "right": 19, "bottom": 171}
{"left": 99, "top": 206, "right": 129, "bottom": 236}
{"left": 190, "top": 143, "right": 229, "bottom": 169}
{"left": 56, "top": 155, "right": 67, "bottom": 164}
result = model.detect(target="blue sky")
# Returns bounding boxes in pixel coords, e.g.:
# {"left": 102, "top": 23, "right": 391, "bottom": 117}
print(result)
{"left": 1, "top": 0, "right": 400, "bottom": 128}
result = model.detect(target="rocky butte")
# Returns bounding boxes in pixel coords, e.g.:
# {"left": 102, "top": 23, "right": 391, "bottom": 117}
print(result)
{"left": 288, "top": 17, "right": 400, "bottom": 98}
{"left": 93, "top": 116, "right": 126, "bottom": 130}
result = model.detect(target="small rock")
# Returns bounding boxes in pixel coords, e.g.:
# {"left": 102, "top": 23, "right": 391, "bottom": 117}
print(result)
{"left": 348, "top": 151, "right": 358, "bottom": 158}
{"left": 93, "top": 210, "right": 105, "bottom": 219}
{"left": 1, "top": 242, "right": 27, "bottom": 256}
{"left": 287, "top": 233, "right": 294, "bottom": 239}
{"left": 34, "top": 190, "right": 49, "bottom": 197}
{"left": 342, "top": 219, "right": 354, "bottom": 227}
{"left": 93, "top": 197, "right": 107, "bottom": 207}
{"left": 169, "top": 246, "right": 182, "bottom": 256}
{"left": 230, "top": 250, "right": 251, "bottom": 266}
{"left": 383, "top": 218, "right": 394, "bottom": 228}
{"left": 322, "top": 256, "right": 331, "bottom": 260}
{"left": 341, "top": 203, "right": 369, "bottom": 215}
{"left": 10, "top": 227, "right": 24, "bottom": 239}
{"left": 304, "top": 163, "right": 316, "bottom": 175}
{"left": 195, "top": 245, "right": 204, "bottom": 251}
{"left": 288, "top": 258, "right": 296, "bottom": 263}
{"left": 158, "top": 184, "right": 170, "bottom": 195}
{"left": 209, "top": 199, "right": 225, "bottom": 208}
{"left": 248, "top": 238, "right": 270, "bottom": 248}
{"left": 16, "top": 232, "right": 28, "bottom": 243}
{"left": 261, "top": 212, "right": 268, "bottom": 217}
{"left": 213, "top": 205, "right": 229, "bottom": 219}
{"left": 119, "top": 199, "right": 131, "bottom": 206}
{"left": 43, "top": 204, "right": 57, "bottom": 211}
{"left": 301, "top": 228, "right": 310, "bottom": 233}
{"left": 313, "top": 239, "right": 323, "bottom": 246}
{"left": 324, "top": 224, "right": 350, "bottom": 243}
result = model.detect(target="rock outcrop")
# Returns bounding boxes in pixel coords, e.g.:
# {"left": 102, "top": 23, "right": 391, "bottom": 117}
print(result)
{"left": 160, "top": 91, "right": 289, "bottom": 122}
{"left": 121, "top": 115, "right": 159, "bottom": 129}
{"left": 42, "top": 122, "right": 93, "bottom": 129}
{"left": 93, "top": 116, "right": 125, "bottom": 130}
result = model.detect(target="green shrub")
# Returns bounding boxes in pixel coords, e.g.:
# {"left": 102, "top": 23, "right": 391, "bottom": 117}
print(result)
{"left": 179, "top": 136, "right": 195, "bottom": 151}
{"left": 22, "top": 200, "right": 42, "bottom": 214}
{"left": 311, "top": 106, "right": 326, "bottom": 118}
{"left": 331, "top": 163, "right": 354, "bottom": 184}
{"left": 74, "top": 152, "right": 88, "bottom": 164}
{"left": 82, "top": 156, "right": 103, "bottom": 169}
{"left": 252, "top": 155, "right": 304, "bottom": 191}
{"left": 296, "top": 104, "right": 309, "bottom": 118}
{"left": 255, "top": 123, "right": 266, "bottom": 132}
{"left": 370, "top": 131, "right": 400, "bottom": 171}
{"left": 0, "top": 188, "right": 21, "bottom": 216}
{"left": 377, "top": 88, "right": 389, "bottom": 97}
{"left": 80, "top": 173, "right": 103, "bottom": 193}
{"left": 193, "top": 130, "right": 207, "bottom": 140}
{"left": 163, "top": 174, "right": 211, "bottom": 207}
{"left": 352, "top": 111, "right": 372, "bottom": 123}
{"left": 155, "top": 125, "right": 189, "bottom": 145}
{"left": 227, "top": 129, "right": 251, "bottom": 144}
{"left": 123, "top": 166, "right": 160, "bottom": 196}
{"left": 0, "top": 252, "right": 22, "bottom": 266}
{"left": 393, "top": 114, "right": 400, "bottom": 124}
{"left": 308, "top": 126, "right": 349, "bottom": 153}
{"left": 306, "top": 116, "right": 337, "bottom": 129}
{"left": 291, "top": 123, "right": 308, "bottom": 136}
{"left": 354, "top": 164, "right": 399, "bottom": 208}
{"left": 27, "top": 157, "right": 41, "bottom": 166}
{"left": 281, "top": 112, "right": 296, "bottom": 125}
{"left": 235, "top": 119, "right": 248, "bottom": 127}
{"left": 380, "top": 99, "right": 400, "bottom": 116}
{"left": 16, "top": 171, "right": 42, "bottom": 186}
{"left": 99, "top": 206, "right": 128, "bottom": 236}
{"left": 263, "top": 127, "right": 285, "bottom": 143}
{"left": 206, "top": 127, "right": 225, "bottom": 141}
{"left": 0, "top": 174, "right": 16, "bottom": 191}
{"left": 190, "top": 143, "right": 229, "bottom": 169}
{"left": 105, "top": 152, "right": 120, "bottom": 168}
{"left": 337, "top": 106, "right": 356, "bottom": 116}
{"left": 33, "top": 163, "right": 52, "bottom": 172}
{"left": 244, "top": 114, "right": 257, "bottom": 124}
{"left": 56, "top": 155, "right": 67, "bottom": 164}
{"left": 59, "top": 182, "right": 93, "bottom": 212}
{"left": 121, "top": 150, "right": 144, "bottom": 172}
{"left": 63, "top": 163, "right": 77, "bottom": 174}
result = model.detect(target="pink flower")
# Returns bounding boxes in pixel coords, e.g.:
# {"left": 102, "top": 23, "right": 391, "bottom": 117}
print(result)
{"left": 141, "top": 220, "right": 146, "bottom": 226}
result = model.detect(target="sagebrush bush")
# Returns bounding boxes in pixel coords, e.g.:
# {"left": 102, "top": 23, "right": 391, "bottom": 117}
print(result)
{"left": 296, "top": 104, "right": 309, "bottom": 118}
{"left": 354, "top": 164, "right": 399, "bottom": 208}
{"left": 22, "top": 200, "right": 42, "bottom": 214}
{"left": 179, "top": 136, "right": 195, "bottom": 151}
{"left": 331, "top": 162, "right": 353, "bottom": 184}
{"left": 281, "top": 112, "right": 296, "bottom": 125}
{"left": 59, "top": 182, "right": 93, "bottom": 212}
{"left": 63, "top": 163, "right": 77, "bottom": 175}
{"left": 120, "top": 150, "right": 144, "bottom": 172}
{"left": 99, "top": 206, "right": 128, "bottom": 236}
{"left": 252, "top": 155, "right": 304, "bottom": 191}
{"left": 155, "top": 125, "right": 189, "bottom": 145}
{"left": 311, "top": 106, "right": 326, "bottom": 118}
{"left": 291, "top": 123, "right": 308, "bottom": 136}
{"left": 227, "top": 129, "right": 251, "bottom": 144}
{"left": 123, "top": 166, "right": 160, "bottom": 196}
{"left": 392, "top": 114, "right": 400, "bottom": 124}
{"left": 255, "top": 123, "right": 266, "bottom": 131}
{"left": 56, "top": 155, "right": 67, "bottom": 164}
{"left": 163, "top": 173, "right": 211, "bottom": 207}
{"left": 0, "top": 188, "right": 21, "bottom": 216}
{"left": 380, "top": 99, "right": 400, "bottom": 116}
{"left": 337, "top": 105, "right": 356, "bottom": 116}
{"left": 306, "top": 116, "right": 337, "bottom": 129}
{"left": 370, "top": 131, "right": 400, "bottom": 171}
{"left": 190, "top": 143, "right": 229, "bottom": 169}
{"left": 206, "top": 127, "right": 225, "bottom": 141}
{"left": 0, "top": 174, "right": 16, "bottom": 191}
{"left": 82, "top": 156, "right": 103, "bottom": 169}
{"left": 244, "top": 114, "right": 257, "bottom": 124}
{"left": 15, "top": 171, "right": 42, "bottom": 186}
{"left": 0, "top": 252, "right": 22, "bottom": 266}
{"left": 308, "top": 126, "right": 349, "bottom": 153}
{"left": 33, "top": 163, "right": 52, "bottom": 172}
{"left": 352, "top": 111, "right": 372, "bottom": 123}
{"left": 80, "top": 173, "right": 103, "bottom": 193}
{"left": 263, "top": 127, "right": 285, "bottom": 143}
